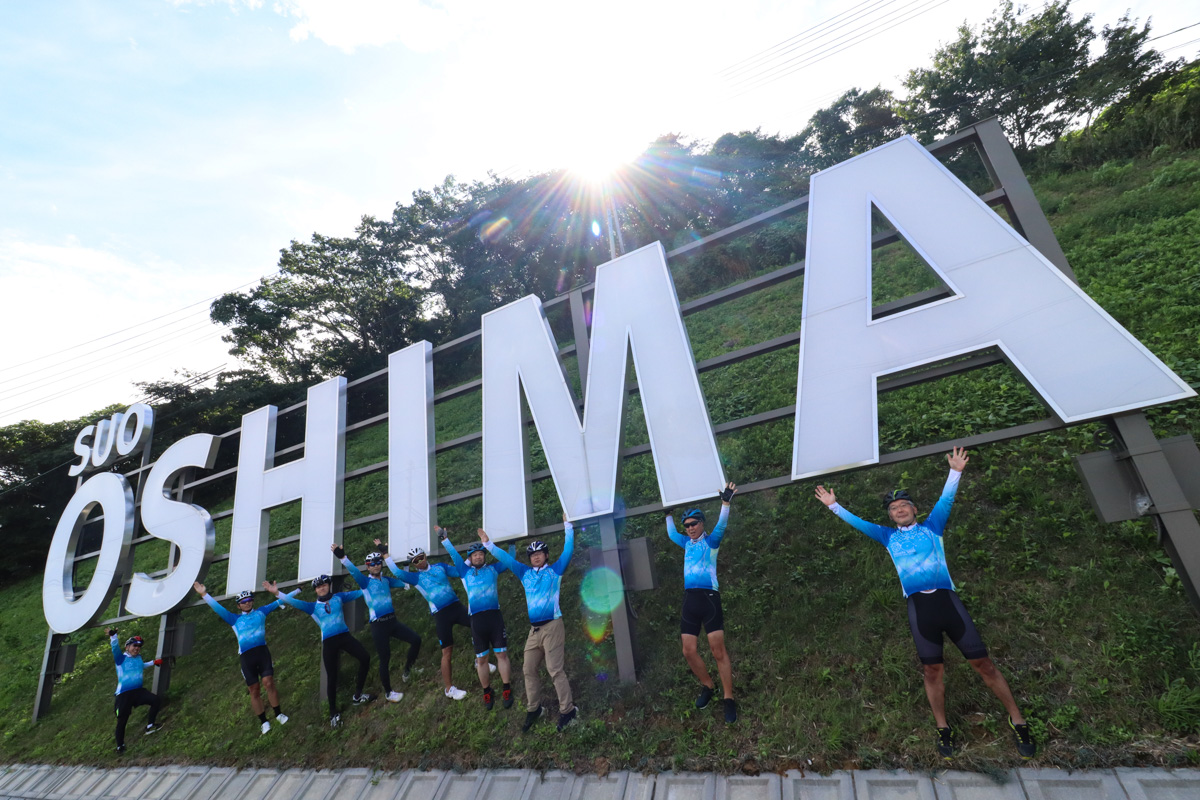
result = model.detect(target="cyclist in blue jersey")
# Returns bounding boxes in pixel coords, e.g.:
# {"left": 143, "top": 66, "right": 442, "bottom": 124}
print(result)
{"left": 333, "top": 543, "right": 420, "bottom": 703}
{"left": 480, "top": 514, "right": 577, "bottom": 733}
{"left": 815, "top": 447, "right": 1035, "bottom": 759}
{"left": 193, "top": 581, "right": 295, "bottom": 734}
{"left": 383, "top": 533, "right": 486, "bottom": 701}
{"left": 265, "top": 575, "right": 373, "bottom": 728}
{"left": 104, "top": 627, "right": 163, "bottom": 753}
{"left": 665, "top": 482, "right": 738, "bottom": 724}
{"left": 442, "top": 527, "right": 514, "bottom": 711}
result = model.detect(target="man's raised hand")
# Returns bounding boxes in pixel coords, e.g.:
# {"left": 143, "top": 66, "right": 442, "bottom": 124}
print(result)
{"left": 814, "top": 485, "right": 837, "bottom": 507}
{"left": 192, "top": 581, "right": 206, "bottom": 596}
{"left": 373, "top": 538, "right": 388, "bottom": 556}
{"left": 720, "top": 482, "right": 737, "bottom": 504}
{"left": 947, "top": 446, "right": 969, "bottom": 472}
{"left": 262, "top": 580, "right": 279, "bottom": 595}
{"left": 477, "top": 528, "right": 490, "bottom": 544}
{"left": 435, "top": 526, "right": 448, "bottom": 543}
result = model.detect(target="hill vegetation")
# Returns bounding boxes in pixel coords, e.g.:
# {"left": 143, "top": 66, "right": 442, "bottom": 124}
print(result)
{"left": 2, "top": 0, "right": 1200, "bottom": 776}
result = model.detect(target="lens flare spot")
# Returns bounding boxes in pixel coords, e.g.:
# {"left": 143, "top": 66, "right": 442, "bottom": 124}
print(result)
{"left": 479, "top": 216, "right": 512, "bottom": 244}
{"left": 581, "top": 566, "right": 624, "bottom": 617}
{"left": 591, "top": 220, "right": 602, "bottom": 237}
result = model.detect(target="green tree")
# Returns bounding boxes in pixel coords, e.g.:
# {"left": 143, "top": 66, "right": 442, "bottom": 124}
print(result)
{"left": 210, "top": 217, "right": 437, "bottom": 383}
{"left": 903, "top": 1, "right": 1094, "bottom": 152}
{"left": 799, "top": 87, "right": 906, "bottom": 168}
{"left": 1071, "top": 13, "right": 1164, "bottom": 130}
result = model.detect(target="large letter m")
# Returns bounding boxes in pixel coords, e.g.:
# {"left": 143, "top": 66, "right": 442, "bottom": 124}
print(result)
{"left": 481, "top": 242, "right": 724, "bottom": 539}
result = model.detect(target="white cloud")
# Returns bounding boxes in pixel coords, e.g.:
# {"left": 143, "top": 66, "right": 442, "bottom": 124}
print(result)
{"left": 275, "top": 0, "right": 458, "bottom": 53}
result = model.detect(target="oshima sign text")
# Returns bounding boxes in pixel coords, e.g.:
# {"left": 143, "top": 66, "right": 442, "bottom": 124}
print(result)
{"left": 43, "top": 136, "right": 1195, "bottom": 633}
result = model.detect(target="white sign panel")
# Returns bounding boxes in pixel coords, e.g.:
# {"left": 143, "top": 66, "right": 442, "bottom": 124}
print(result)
{"left": 125, "top": 434, "right": 220, "bottom": 617}
{"left": 43, "top": 473, "right": 135, "bottom": 633}
{"left": 792, "top": 135, "right": 1196, "bottom": 479}
{"left": 388, "top": 341, "right": 438, "bottom": 557}
{"left": 227, "top": 376, "right": 347, "bottom": 593}
{"left": 481, "top": 242, "right": 724, "bottom": 539}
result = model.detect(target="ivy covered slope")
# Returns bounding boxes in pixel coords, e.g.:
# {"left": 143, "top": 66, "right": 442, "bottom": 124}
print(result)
{"left": 2, "top": 149, "right": 1200, "bottom": 774}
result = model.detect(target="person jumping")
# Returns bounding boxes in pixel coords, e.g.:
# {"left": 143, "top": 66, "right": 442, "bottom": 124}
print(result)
{"left": 481, "top": 514, "right": 577, "bottom": 733}
{"left": 105, "top": 628, "right": 163, "bottom": 753}
{"left": 666, "top": 482, "right": 738, "bottom": 723}
{"left": 442, "top": 527, "right": 514, "bottom": 711}
{"left": 193, "top": 581, "right": 295, "bottom": 734}
{"left": 814, "top": 447, "right": 1035, "bottom": 759}
{"left": 265, "top": 575, "right": 373, "bottom": 728}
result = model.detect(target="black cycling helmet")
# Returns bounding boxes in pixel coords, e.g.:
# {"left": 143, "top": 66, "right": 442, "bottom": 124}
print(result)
{"left": 125, "top": 635, "right": 144, "bottom": 648}
{"left": 236, "top": 590, "right": 254, "bottom": 604}
{"left": 526, "top": 540, "right": 549, "bottom": 555}
{"left": 883, "top": 489, "right": 914, "bottom": 509}
{"left": 311, "top": 574, "right": 333, "bottom": 588}
{"left": 466, "top": 543, "right": 486, "bottom": 557}
{"left": 682, "top": 508, "right": 705, "bottom": 523}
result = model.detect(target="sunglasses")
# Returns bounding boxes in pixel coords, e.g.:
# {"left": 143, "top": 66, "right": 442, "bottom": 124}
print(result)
{"left": 366, "top": 560, "right": 384, "bottom": 567}
{"left": 683, "top": 520, "right": 703, "bottom": 529}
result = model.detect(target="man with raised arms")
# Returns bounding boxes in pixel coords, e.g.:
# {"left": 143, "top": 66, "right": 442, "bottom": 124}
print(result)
{"left": 479, "top": 514, "right": 577, "bottom": 732}
{"left": 814, "top": 447, "right": 1036, "bottom": 759}
{"left": 441, "top": 526, "right": 514, "bottom": 711}
{"left": 333, "top": 542, "right": 420, "bottom": 703}
{"left": 104, "top": 628, "right": 164, "bottom": 753}
{"left": 264, "top": 575, "right": 373, "bottom": 728}
{"left": 193, "top": 581, "right": 295, "bottom": 734}
{"left": 383, "top": 534, "right": 490, "bottom": 701}
{"left": 665, "top": 482, "right": 738, "bottom": 724}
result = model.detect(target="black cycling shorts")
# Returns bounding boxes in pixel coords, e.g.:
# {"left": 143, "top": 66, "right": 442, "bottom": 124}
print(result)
{"left": 239, "top": 644, "right": 275, "bottom": 686}
{"left": 680, "top": 589, "right": 724, "bottom": 636}
{"left": 906, "top": 589, "right": 989, "bottom": 665}
{"left": 470, "top": 609, "right": 509, "bottom": 657}
{"left": 434, "top": 601, "right": 471, "bottom": 648}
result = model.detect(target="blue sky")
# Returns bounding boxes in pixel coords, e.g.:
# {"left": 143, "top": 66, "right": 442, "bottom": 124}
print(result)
{"left": 0, "top": 0, "right": 1194, "bottom": 426}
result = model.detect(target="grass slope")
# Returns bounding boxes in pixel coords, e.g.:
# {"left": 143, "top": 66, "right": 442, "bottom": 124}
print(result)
{"left": 3, "top": 149, "right": 1200, "bottom": 774}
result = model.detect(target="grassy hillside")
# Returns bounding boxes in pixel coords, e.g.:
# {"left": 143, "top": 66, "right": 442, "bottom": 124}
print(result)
{"left": 2, "top": 148, "right": 1200, "bottom": 774}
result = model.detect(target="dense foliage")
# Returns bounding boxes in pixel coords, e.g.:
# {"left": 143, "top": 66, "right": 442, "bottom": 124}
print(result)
{"left": 1, "top": 0, "right": 1199, "bottom": 773}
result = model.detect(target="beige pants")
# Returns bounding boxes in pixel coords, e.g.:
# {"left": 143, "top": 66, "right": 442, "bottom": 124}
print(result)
{"left": 523, "top": 617, "right": 572, "bottom": 713}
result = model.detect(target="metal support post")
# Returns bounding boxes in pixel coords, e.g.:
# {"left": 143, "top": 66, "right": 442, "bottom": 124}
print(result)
{"left": 153, "top": 611, "right": 186, "bottom": 696}
{"left": 32, "top": 632, "right": 71, "bottom": 722}
{"left": 1110, "top": 411, "right": 1200, "bottom": 608}
{"left": 972, "top": 118, "right": 1074, "bottom": 281}
{"left": 597, "top": 515, "right": 638, "bottom": 683}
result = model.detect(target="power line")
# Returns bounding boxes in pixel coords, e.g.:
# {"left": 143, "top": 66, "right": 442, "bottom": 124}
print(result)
{"left": 0, "top": 274, "right": 264, "bottom": 376}
{"left": 0, "top": 307, "right": 216, "bottom": 388}
{"left": 0, "top": 318, "right": 221, "bottom": 405}
{"left": 0, "top": 325, "right": 229, "bottom": 422}
{"left": 729, "top": 0, "right": 953, "bottom": 98}
{"left": 720, "top": 0, "right": 900, "bottom": 79}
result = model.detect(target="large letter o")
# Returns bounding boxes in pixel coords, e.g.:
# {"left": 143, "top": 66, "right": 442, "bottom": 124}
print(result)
{"left": 42, "top": 473, "right": 135, "bottom": 633}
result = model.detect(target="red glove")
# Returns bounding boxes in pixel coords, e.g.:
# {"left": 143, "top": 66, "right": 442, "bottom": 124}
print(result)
{"left": 153, "top": 658, "right": 164, "bottom": 666}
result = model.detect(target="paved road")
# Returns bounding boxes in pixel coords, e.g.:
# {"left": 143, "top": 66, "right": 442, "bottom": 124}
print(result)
{"left": 2, "top": 763, "right": 1199, "bottom": 799}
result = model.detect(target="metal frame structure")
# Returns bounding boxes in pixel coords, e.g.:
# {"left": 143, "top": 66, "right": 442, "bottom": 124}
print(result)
{"left": 35, "top": 117, "right": 1199, "bottom": 719}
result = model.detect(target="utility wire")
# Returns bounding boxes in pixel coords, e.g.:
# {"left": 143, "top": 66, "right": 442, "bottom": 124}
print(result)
{"left": 721, "top": 0, "right": 902, "bottom": 79}
{"left": 0, "top": 275, "right": 264, "bottom": 376}
{"left": 730, "top": 0, "right": 953, "bottom": 98}
{"left": 0, "top": 318, "right": 221, "bottom": 405}
{"left": 0, "top": 325, "right": 228, "bottom": 421}
{"left": 0, "top": 307, "right": 218, "bottom": 388}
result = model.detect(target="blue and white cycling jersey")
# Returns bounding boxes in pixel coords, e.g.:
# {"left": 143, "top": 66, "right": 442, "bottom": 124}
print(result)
{"left": 828, "top": 468, "right": 961, "bottom": 597}
{"left": 202, "top": 591, "right": 296, "bottom": 653}
{"left": 110, "top": 635, "right": 154, "bottom": 695}
{"left": 444, "top": 538, "right": 509, "bottom": 615}
{"left": 484, "top": 522, "right": 574, "bottom": 625}
{"left": 341, "top": 557, "right": 409, "bottom": 621}
{"left": 278, "top": 590, "right": 363, "bottom": 639}
{"left": 667, "top": 505, "right": 729, "bottom": 591}
{"left": 383, "top": 557, "right": 462, "bottom": 614}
